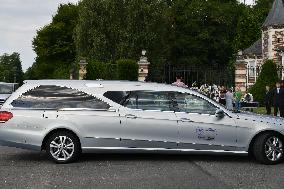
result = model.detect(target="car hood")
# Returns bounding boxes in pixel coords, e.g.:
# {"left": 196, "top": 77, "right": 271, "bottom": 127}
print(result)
{"left": 236, "top": 111, "right": 284, "bottom": 125}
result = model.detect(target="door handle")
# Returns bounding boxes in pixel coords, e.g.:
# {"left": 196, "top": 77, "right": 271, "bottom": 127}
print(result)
{"left": 179, "top": 118, "right": 194, "bottom": 122}
{"left": 125, "top": 114, "right": 137, "bottom": 119}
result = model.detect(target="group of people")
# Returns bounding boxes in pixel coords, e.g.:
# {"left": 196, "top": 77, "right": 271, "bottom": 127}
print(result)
{"left": 216, "top": 86, "right": 253, "bottom": 112}
{"left": 265, "top": 81, "right": 284, "bottom": 117}
{"left": 172, "top": 76, "right": 254, "bottom": 112}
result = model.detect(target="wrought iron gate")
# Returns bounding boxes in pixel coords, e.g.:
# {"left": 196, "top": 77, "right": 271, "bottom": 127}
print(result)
{"left": 149, "top": 63, "right": 234, "bottom": 87}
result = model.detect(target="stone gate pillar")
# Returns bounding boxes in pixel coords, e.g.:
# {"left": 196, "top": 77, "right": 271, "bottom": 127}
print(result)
{"left": 137, "top": 50, "right": 150, "bottom": 82}
{"left": 79, "top": 59, "right": 88, "bottom": 80}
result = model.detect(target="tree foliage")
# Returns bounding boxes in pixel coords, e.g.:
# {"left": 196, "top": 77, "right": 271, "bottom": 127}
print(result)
{"left": 233, "top": 5, "right": 265, "bottom": 51}
{"left": 0, "top": 53, "right": 24, "bottom": 84}
{"left": 75, "top": 0, "right": 252, "bottom": 80}
{"left": 234, "top": 0, "right": 280, "bottom": 52}
{"left": 249, "top": 60, "right": 279, "bottom": 104}
{"left": 25, "top": 3, "right": 78, "bottom": 79}
{"left": 75, "top": 0, "right": 170, "bottom": 67}
{"left": 23, "top": 0, "right": 280, "bottom": 83}
{"left": 176, "top": 0, "right": 241, "bottom": 67}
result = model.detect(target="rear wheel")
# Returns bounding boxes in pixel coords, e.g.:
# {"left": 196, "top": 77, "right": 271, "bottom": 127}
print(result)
{"left": 46, "top": 131, "right": 81, "bottom": 164}
{"left": 253, "top": 133, "right": 284, "bottom": 164}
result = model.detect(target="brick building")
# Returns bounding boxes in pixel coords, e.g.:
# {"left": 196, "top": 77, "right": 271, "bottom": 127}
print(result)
{"left": 235, "top": 0, "right": 284, "bottom": 92}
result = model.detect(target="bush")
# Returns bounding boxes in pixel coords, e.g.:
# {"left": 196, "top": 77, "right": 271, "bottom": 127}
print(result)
{"left": 116, "top": 59, "right": 138, "bottom": 81}
{"left": 86, "top": 61, "right": 108, "bottom": 80}
{"left": 249, "top": 60, "right": 279, "bottom": 105}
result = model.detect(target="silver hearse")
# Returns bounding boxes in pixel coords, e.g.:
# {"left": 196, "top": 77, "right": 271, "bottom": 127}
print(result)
{"left": 0, "top": 80, "right": 284, "bottom": 164}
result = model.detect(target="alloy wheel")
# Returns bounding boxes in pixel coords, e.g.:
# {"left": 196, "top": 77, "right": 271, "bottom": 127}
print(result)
{"left": 265, "top": 136, "right": 283, "bottom": 162}
{"left": 49, "top": 136, "right": 75, "bottom": 161}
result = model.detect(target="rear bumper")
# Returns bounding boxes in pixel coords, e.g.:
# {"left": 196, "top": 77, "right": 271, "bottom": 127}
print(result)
{"left": 0, "top": 139, "right": 41, "bottom": 151}
{"left": 0, "top": 126, "right": 42, "bottom": 151}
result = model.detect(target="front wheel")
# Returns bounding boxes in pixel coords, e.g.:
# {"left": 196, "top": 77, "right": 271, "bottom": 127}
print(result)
{"left": 253, "top": 133, "right": 284, "bottom": 164}
{"left": 46, "top": 131, "right": 81, "bottom": 164}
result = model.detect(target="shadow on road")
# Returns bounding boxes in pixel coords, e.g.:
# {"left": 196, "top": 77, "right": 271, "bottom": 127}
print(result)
{"left": 3, "top": 148, "right": 254, "bottom": 164}
{"left": 79, "top": 153, "right": 251, "bottom": 163}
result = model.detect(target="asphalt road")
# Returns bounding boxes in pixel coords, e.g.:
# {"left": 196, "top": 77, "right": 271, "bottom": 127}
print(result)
{"left": 0, "top": 146, "right": 283, "bottom": 189}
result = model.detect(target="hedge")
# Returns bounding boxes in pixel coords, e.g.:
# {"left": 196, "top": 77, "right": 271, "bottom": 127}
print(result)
{"left": 116, "top": 59, "right": 138, "bottom": 81}
{"left": 249, "top": 59, "right": 279, "bottom": 105}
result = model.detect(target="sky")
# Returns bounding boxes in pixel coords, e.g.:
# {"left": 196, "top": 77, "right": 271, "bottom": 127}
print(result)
{"left": 0, "top": 0, "right": 79, "bottom": 71}
{"left": 0, "top": 0, "right": 255, "bottom": 72}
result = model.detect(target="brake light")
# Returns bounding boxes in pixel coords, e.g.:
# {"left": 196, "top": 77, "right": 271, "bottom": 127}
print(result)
{"left": 0, "top": 111, "right": 13, "bottom": 123}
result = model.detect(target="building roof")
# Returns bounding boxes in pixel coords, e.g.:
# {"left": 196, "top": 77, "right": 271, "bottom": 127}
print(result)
{"left": 262, "top": 0, "right": 284, "bottom": 28}
{"left": 242, "top": 38, "right": 262, "bottom": 55}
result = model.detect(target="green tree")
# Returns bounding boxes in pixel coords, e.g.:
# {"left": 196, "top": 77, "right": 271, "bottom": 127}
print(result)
{"left": 116, "top": 59, "right": 138, "bottom": 81}
{"left": 233, "top": 5, "right": 265, "bottom": 52}
{"left": 255, "top": 0, "right": 275, "bottom": 14}
{"left": 75, "top": 0, "right": 171, "bottom": 70}
{"left": 169, "top": 0, "right": 240, "bottom": 67}
{"left": 0, "top": 52, "right": 24, "bottom": 84}
{"left": 27, "top": 3, "right": 78, "bottom": 79}
{"left": 233, "top": 0, "right": 279, "bottom": 52}
{"left": 249, "top": 60, "right": 279, "bottom": 104}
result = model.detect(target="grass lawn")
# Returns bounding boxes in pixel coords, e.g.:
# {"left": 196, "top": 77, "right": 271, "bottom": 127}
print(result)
{"left": 252, "top": 107, "right": 273, "bottom": 115}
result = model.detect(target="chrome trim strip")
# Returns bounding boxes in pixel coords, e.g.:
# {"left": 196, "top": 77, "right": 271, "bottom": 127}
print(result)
{"left": 162, "top": 111, "right": 175, "bottom": 113}
{"left": 144, "top": 110, "right": 161, "bottom": 112}
{"left": 81, "top": 147, "right": 247, "bottom": 154}
{"left": 86, "top": 137, "right": 238, "bottom": 148}
{"left": 59, "top": 108, "right": 111, "bottom": 111}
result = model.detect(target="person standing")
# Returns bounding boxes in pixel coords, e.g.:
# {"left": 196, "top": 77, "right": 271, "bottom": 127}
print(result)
{"left": 172, "top": 75, "right": 188, "bottom": 87}
{"left": 244, "top": 91, "right": 253, "bottom": 112}
{"left": 219, "top": 86, "right": 226, "bottom": 106}
{"left": 225, "top": 89, "right": 234, "bottom": 110}
{"left": 264, "top": 86, "right": 272, "bottom": 115}
{"left": 281, "top": 81, "right": 284, "bottom": 118}
{"left": 272, "top": 81, "right": 283, "bottom": 117}
{"left": 244, "top": 91, "right": 252, "bottom": 102}
{"left": 234, "top": 87, "right": 242, "bottom": 112}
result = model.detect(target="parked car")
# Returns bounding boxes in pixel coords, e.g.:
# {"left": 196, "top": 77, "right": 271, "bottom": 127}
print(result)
{"left": 0, "top": 80, "right": 284, "bottom": 164}
{"left": 0, "top": 82, "right": 19, "bottom": 107}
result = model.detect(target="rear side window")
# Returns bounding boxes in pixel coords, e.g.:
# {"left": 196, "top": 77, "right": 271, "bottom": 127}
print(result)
{"left": 104, "top": 90, "right": 175, "bottom": 111}
{"left": 124, "top": 91, "right": 174, "bottom": 111}
{"left": 11, "top": 85, "right": 110, "bottom": 110}
{"left": 103, "top": 91, "right": 129, "bottom": 104}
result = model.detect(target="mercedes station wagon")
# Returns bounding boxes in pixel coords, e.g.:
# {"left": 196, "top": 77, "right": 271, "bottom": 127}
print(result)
{"left": 0, "top": 80, "right": 284, "bottom": 164}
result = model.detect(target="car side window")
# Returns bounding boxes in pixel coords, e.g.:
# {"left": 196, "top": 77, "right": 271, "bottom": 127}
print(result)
{"left": 11, "top": 85, "right": 110, "bottom": 110}
{"left": 103, "top": 91, "right": 130, "bottom": 105}
{"left": 174, "top": 93, "right": 216, "bottom": 114}
{"left": 124, "top": 91, "right": 174, "bottom": 111}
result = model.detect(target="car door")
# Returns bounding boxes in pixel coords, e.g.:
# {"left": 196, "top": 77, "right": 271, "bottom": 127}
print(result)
{"left": 55, "top": 91, "right": 122, "bottom": 148}
{"left": 119, "top": 90, "right": 179, "bottom": 149}
{"left": 174, "top": 92, "right": 237, "bottom": 151}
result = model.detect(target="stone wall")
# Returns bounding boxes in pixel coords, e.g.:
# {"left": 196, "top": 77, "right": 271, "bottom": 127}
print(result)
{"left": 262, "top": 30, "right": 269, "bottom": 59}
{"left": 235, "top": 57, "right": 263, "bottom": 92}
{"left": 272, "top": 30, "right": 284, "bottom": 63}
{"left": 262, "top": 27, "right": 284, "bottom": 65}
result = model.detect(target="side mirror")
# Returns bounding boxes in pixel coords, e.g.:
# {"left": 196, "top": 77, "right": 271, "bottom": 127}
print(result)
{"left": 215, "top": 109, "right": 225, "bottom": 118}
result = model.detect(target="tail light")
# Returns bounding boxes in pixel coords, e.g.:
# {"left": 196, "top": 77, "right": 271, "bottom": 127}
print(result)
{"left": 0, "top": 111, "right": 13, "bottom": 123}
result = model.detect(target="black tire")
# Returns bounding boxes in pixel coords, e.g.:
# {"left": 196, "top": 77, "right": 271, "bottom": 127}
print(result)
{"left": 253, "top": 132, "right": 284, "bottom": 165}
{"left": 46, "top": 131, "right": 81, "bottom": 164}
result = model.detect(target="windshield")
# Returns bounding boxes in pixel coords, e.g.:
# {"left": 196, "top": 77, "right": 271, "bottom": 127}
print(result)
{"left": 190, "top": 90, "right": 235, "bottom": 113}
{"left": 0, "top": 84, "right": 14, "bottom": 94}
